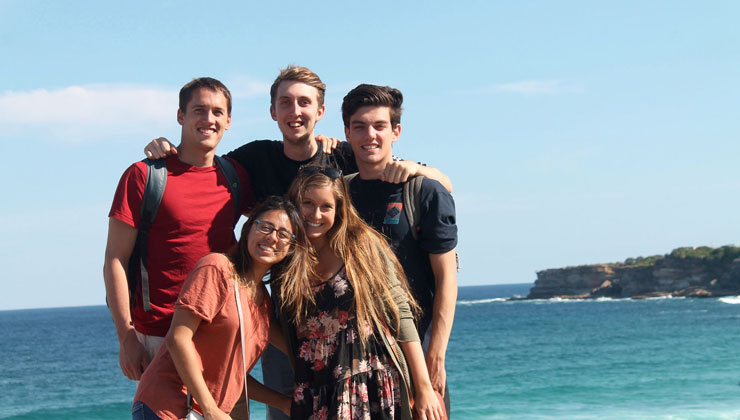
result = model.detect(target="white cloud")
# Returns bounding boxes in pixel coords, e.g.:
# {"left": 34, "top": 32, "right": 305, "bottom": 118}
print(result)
{"left": 0, "top": 84, "right": 177, "bottom": 143}
{"left": 227, "top": 75, "right": 271, "bottom": 99}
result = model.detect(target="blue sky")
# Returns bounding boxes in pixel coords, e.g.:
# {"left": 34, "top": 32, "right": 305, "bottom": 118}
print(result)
{"left": 1, "top": 1, "right": 738, "bottom": 310}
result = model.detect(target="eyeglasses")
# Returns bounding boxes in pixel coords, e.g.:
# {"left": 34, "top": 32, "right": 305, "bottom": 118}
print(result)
{"left": 299, "top": 165, "right": 342, "bottom": 179}
{"left": 254, "top": 219, "right": 296, "bottom": 244}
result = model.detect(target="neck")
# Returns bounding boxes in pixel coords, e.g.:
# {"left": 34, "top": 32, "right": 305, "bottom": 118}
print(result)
{"left": 282, "top": 135, "right": 319, "bottom": 161}
{"left": 177, "top": 146, "right": 216, "bottom": 168}
{"left": 356, "top": 159, "right": 391, "bottom": 180}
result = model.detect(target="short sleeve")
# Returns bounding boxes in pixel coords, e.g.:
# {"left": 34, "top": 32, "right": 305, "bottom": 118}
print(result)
{"left": 176, "top": 255, "right": 231, "bottom": 322}
{"left": 418, "top": 178, "right": 458, "bottom": 254}
{"left": 108, "top": 162, "right": 147, "bottom": 228}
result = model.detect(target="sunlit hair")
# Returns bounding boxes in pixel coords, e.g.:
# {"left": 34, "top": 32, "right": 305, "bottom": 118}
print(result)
{"left": 282, "top": 169, "right": 420, "bottom": 343}
{"left": 269, "top": 65, "right": 326, "bottom": 108}
{"left": 179, "top": 77, "right": 232, "bottom": 115}
{"left": 229, "top": 196, "right": 312, "bottom": 287}
{"left": 341, "top": 84, "right": 403, "bottom": 128}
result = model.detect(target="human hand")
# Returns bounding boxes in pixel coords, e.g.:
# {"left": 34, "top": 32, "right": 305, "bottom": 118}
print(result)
{"left": 315, "top": 134, "right": 341, "bottom": 154}
{"left": 381, "top": 160, "right": 420, "bottom": 184}
{"left": 144, "top": 137, "right": 177, "bottom": 159}
{"left": 118, "top": 329, "right": 149, "bottom": 380}
{"left": 413, "top": 385, "right": 445, "bottom": 420}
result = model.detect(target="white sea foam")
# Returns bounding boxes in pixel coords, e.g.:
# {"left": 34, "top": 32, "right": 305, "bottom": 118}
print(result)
{"left": 457, "top": 297, "right": 508, "bottom": 306}
{"left": 719, "top": 296, "right": 740, "bottom": 304}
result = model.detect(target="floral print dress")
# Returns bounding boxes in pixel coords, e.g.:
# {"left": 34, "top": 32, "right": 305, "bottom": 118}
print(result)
{"left": 291, "top": 267, "right": 402, "bottom": 420}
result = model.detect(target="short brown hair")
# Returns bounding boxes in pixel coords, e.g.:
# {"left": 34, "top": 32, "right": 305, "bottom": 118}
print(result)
{"left": 341, "top": 84, "right": 403, "bottom": 129}
{"left": 270, "top": 65, "right": 326, "bottom": 107}
{"left": 179, "top": 77, "right": 232, "bottom": 115}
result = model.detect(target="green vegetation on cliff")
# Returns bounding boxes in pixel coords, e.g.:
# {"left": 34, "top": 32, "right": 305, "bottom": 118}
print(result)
{"left": 623, "top": 245, "right": 740, "bottom": 269}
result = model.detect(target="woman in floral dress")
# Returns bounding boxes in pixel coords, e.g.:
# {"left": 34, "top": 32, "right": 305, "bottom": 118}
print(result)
{"left": 277, "top": 166, "right": 444, "bottom": 420}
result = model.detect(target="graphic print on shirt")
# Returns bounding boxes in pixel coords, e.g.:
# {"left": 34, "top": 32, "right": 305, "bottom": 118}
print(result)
{"left": 384, "top": 202, "right": 403, "bottom": 225}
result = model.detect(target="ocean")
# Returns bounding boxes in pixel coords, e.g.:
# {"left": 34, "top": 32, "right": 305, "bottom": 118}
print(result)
{"left": 2, "top": 284, "right": 739, "bottom": 419}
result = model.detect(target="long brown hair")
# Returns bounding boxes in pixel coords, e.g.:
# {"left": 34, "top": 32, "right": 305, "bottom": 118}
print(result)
{"left": 229, "top": 196, "right": 312, "bottom": 288}
{"left": 281, "top": 169, "right": 419, "bottom": 342}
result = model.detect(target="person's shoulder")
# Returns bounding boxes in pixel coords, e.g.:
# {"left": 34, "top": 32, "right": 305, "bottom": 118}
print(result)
{"left": 226, "top": 139, "right": 283, "bottom": 156}
{"left": 194, "top": 253, "right": 231, "bottom": 272}
{"left": 419, "top": 176, "right": 451, "bottom": 196}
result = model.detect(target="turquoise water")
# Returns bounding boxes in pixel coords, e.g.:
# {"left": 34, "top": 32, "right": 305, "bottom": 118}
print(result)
{"left": 2, "top": 284, "right": 740, "bottom": 419}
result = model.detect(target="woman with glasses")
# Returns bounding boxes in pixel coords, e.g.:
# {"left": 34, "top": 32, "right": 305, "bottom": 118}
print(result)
{"left": 132, "top": 196, "right": 310, "bottom": 420}
{"left": 276, "top": 166, "right": 445, "bottom": 420}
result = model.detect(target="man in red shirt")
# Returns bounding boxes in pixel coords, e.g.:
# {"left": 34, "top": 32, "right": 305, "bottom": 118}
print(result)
{"left": 104, "top": 77, "right": 254, "bottom": 381}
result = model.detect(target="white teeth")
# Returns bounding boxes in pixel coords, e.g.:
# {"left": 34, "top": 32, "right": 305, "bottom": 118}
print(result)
{"left": 289, "top": 122, "right": 303, "bottom": 127}
{"left": 199, "top": 128, "right": 216, "bottom": 134}
{"left": 306, "top": 222, "right": 321, "bottom": 227}
{"left": 362, "top": 145, "right": 378, "bottom": 150}
{"left": 258, "top": 245, "right": 274, "bottom": 252}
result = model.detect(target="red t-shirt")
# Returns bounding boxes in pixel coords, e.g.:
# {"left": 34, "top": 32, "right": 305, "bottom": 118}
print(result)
{"left": 109, "top": 155, "right": 255, "bottom": 336}
{"left": 134, "top": 253, "right": 272, "bottom": 419}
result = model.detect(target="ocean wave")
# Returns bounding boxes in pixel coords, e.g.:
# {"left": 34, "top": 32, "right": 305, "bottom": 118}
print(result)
{"left": 719, "top": 296, "right": 740, "bottom": 304}
{"left": 457, "top": 297, "right": 508, "bottom": 306}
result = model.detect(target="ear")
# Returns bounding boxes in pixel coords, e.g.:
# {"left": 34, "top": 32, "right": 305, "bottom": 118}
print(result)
{"left": 344, "top": 126, "right": 351, "bottom": 142}
{"left": 316, "top": 104, "right": 326, "bottom": 122}
{"left": 177, "top": 109, "right": 185, "bottom": 126}
{"left": 392, "top": 123, "right": 401, "bottom": 143}
{"left": 224, "top": 114, "right": 232, "bottom": 131}
{"left": 270, "top": 105, "right": 277, "bottom": 121}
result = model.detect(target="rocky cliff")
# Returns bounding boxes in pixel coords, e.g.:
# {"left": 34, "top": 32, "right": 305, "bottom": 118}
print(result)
{"left": 527, "top": 246, "right": 740, "bottom": 299}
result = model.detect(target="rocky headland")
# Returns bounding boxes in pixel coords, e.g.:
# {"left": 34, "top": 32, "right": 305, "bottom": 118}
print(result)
{"left": 527, "top": 245, "right": 740, "bottom": 299}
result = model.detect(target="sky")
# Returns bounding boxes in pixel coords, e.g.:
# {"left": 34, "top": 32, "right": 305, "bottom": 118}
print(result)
{"left": 1, "top": 0, "right": 739, "bottom": 310}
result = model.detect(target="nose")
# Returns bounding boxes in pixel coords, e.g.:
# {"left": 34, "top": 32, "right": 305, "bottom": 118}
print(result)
{"left": 312, "top": 206, "right": 321, "bottom": 220}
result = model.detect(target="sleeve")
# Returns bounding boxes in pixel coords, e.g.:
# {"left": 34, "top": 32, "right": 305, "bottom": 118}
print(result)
{"left": 334, "top": 142, "right": 359, "bottom": 174}
{"left": 176, "top": 255, "right": 231, "bottom": 322}
{"left": 108, "top": 162, "right": 147, "bottom": 228}
{"left": 381, "top": 246, "right": 421, "bottom": 343}
{"left": 419, "top": 178, "right": 458, "bottom": 254}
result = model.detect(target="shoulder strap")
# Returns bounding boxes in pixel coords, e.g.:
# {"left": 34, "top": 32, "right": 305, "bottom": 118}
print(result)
{"left": 403, "top": 176, "right": 424, "bottom": 241}
{"left": 130, "top": 158, "right": 167, "bottom": 312}
{"left": 214, "top": 155, "right": 242, "bottom": 226}
{"left": 233, "top": 272, "right": 249, "bottom": 417}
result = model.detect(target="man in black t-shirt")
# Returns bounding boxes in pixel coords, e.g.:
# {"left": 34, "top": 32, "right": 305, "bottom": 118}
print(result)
{"left": 342, "top": 84, "right": 458, "bottom": 416}
{"left": 144, "top": 67, "right": 453, "bottom": 420}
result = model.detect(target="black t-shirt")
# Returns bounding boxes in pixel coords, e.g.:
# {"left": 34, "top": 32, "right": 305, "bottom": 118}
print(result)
{"left": 349, "top": 177, "right": 457, "bottom": 335}
{"left": 225, "top": 140, "right": 358, "bottom": 200}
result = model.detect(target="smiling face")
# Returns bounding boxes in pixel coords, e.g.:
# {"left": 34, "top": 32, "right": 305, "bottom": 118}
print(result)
{"left": 345, "top": 105, "right": 400, "bottom": 169}
{"left": 270, "top": 80, "right": 325, "bottom": 146}
{"left": 300, "top": 184, "right": 337, "bottom": 241}
{"left": 177, "top": 87, "right": 231, "bottom": 154}
{"left": 247, "top": 209, "right": 294, "bottom": 270}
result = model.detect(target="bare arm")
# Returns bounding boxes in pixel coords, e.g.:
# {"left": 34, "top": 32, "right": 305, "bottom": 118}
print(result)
{"left": 399, "top": 340, "right": 445, "bottom": 420}
{"left": 144, "top": 137, "right": 177, "bottom": 159}
{"left": 103, "top": 217, "right": 149, "bottom": 380}
{"left": 381, "top": 161, "right": 453, "bottom": 193}
{"left": 426, "top": 249, "right": 458, "bottom": 396}
{"left": 246, "top": 375, "right": 291, "bottom": 416}
{"left": 167, "top": 308, "right": 232, "bottom": 420}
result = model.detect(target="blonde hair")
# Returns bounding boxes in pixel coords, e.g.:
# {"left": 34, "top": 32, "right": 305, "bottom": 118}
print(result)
{"left": 270, "top": 65, "right": 326, "bottom": 108}
{"left": 281, "top": 170, "right": 419, "bottom": 342}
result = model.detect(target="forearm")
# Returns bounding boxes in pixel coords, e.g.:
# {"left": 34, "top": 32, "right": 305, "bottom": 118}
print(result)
{"left": 426, "top": 250, "right": 458, "bottom": 362}
{"left": 167, "top": 328, "right": 219, "bottom": 415}
{"left": 246, "top": 375, "right": 291, "bottom": 414}
{"left": 103, "top": 258, "right": 134, "bottom": 340}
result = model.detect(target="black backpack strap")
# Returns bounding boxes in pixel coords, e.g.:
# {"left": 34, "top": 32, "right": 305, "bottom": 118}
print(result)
{"left": 214, "top": 155, "right": 242, "bottom": 226}
{"left": 129, "top": 158, "right": 167, "bottom": 312}
{"left": 403, "top": 176, "right": 424, "bottom": 241}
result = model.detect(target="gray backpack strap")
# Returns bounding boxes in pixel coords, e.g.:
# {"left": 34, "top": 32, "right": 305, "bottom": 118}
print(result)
{"left": 133, "top": 158, "right": 167, "bottom": 312}
{"left": 403, "top": 176, "right": 424, "bottom": 241}
{"left": 214, "top": 155, "right": 242, "bottom": 226}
